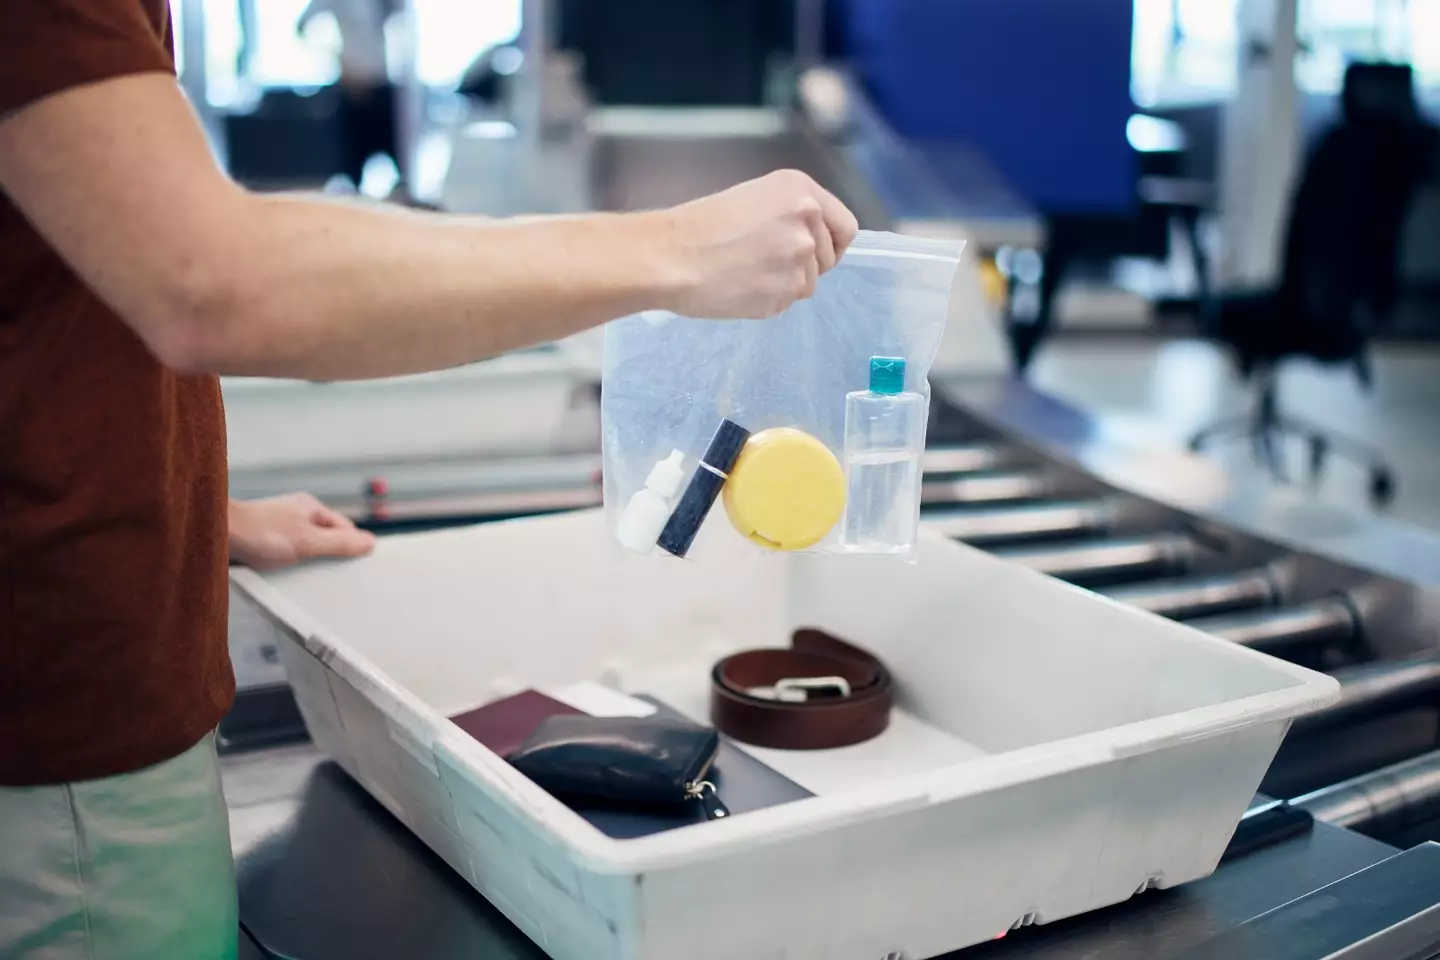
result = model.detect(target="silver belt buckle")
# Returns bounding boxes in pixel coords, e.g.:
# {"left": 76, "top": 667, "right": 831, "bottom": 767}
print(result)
{"left": 772, "top": 676, "right": 852, "bottom": 703}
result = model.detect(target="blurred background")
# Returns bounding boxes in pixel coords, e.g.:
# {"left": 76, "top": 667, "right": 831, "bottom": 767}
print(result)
{"left": 211, "top": 6, "right": 1440, "bottom": 939}
{"left": 213, "top": 0, "right": 1440, "bottom": 695}
{"left": 194, "top": 0, "right": 1438, "bottom": 542}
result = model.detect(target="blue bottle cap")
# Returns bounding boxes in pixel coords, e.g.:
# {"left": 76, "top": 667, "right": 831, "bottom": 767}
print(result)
{"left": 869, "top": 356, "right": 906, "bottom": 395}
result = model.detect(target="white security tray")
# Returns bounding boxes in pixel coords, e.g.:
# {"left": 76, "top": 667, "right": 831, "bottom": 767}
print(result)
{"left": 232, "top": 509, "right": 1337, "bottom": 960}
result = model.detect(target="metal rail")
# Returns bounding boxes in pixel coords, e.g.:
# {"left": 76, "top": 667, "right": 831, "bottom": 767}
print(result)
{"left": 1104, "top": 569, "right": 1280, "bottom": 621}
{"left": 924, "top": 500, "right": 1116, "bottom": 546}
{"left": 993, "top": 535, "right": 1195, "bottom": 586}
{"left": 1292, "top": 654, "right": 1440, "bottom": 737}
{"left": 920, "top": 470, "right": 1052, "bottom": 507}
{"left": 1294, "top": 749, "right": 1440, "bottom": 835}
{"left": 1188, "top": 598, "right": 1359, "bottom": 655}
{"left": 921, "top": 443, "right": 1010, "bottom": 476}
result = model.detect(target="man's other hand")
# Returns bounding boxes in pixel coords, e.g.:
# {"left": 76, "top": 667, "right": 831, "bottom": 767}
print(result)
{"left": 662, "top": 170, "right": 861, "bottom": 320}
{"left": 228, "top": 494, "right": 376, "bottom": 571}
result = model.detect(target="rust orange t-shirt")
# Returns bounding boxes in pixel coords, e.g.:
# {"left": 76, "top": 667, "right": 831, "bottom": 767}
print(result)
{"left": 0, "top": 0, "right": 233, "bottom": 784}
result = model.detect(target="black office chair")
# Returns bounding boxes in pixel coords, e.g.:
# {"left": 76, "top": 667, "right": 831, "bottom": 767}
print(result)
{"left": 1009, "top": 114, "right": 1215, "bottom": 374}
{"left": 1190, "top": 63, "right": 1438, "bottom": 506}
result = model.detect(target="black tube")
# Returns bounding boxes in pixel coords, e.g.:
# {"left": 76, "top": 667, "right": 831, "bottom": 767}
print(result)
{"left": 924, "top": 500, "right": 1114, "bottom": 546}
{"left": 1292, "top": 748, "right": 1440, "bottom": 835}
{"left": 657, "top": 418, "right": 750, "bottom": 559}
{"left": 920, "top": 470, "right": 1051, "bottom": 507}
{"left": 921, "top": 443, "right": 1007, "bottom": 476}
{"left": 992, "top": 535, "right": 1195, "bottom": 586}
{"left": 1187, "top": 598, "right": 1358, "bottom": 656}
{"left": 1291, "top": 653, "right": 1440, "bottom": 737}
{"left": 1103, "top": 569, "right": 1279, "bottom": 620}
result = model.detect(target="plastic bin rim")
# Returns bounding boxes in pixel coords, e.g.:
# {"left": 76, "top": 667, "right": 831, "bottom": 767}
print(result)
{"left": 232, "top": 568, "right": 1341, "bottom": 877}
{"left": 430, "top": 674, "right": 1337, "bottom": 875}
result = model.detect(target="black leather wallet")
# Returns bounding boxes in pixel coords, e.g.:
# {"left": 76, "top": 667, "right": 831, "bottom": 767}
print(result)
{"left": 507, "top": 715, "right": 730, "bottom": 821}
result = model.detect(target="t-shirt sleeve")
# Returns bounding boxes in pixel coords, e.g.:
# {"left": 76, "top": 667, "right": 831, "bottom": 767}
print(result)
{"left": 0, "top": 0, "right": 174, "bottom": 119}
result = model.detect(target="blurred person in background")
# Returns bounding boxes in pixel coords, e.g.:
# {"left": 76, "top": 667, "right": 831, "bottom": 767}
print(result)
{"left": 298, "top": 0, "right": 405, "bottom": 195}
{"left": 0, "top": 2, "right": 856, "bottom": 957}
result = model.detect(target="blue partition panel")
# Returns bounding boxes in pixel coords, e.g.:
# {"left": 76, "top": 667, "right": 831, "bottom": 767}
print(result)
{"left": 846, "top": 0, "right": 1137, "bottom": 214}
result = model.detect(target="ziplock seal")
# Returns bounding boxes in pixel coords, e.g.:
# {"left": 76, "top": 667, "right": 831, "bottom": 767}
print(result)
{"left": 842, "top": 232, "right": 964, "bottom": 263}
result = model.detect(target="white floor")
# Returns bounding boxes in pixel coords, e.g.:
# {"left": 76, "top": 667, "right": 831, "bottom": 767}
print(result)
{"left": 1029, "top": 338, "right": 1440, "bottom": 533}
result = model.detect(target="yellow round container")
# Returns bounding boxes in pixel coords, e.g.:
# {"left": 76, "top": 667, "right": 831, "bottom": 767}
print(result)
{"left": 722, "top": 427, "right": 846, "bottom": 551}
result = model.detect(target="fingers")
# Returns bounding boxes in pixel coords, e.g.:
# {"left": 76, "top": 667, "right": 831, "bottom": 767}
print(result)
{"left": 297, "top": 497, "right": 375, "bottom": 560}
{"left": 800, "top": 254, "right": 819, "bottom": 302}
{"left": 788, "top": 174, "right": 853, "bottom": 283}
{"left": 677, "top": 169, "right": 861, "bottom": 319}
{"left": 300, "top": 524, "right": 377, "bottom": 561}
{"left": 309, "top": 502, "right": 358, "bottom": 530}
{"left": 807, "top": 203, "right": 837, "bottom": 276}
{"left": 813, "top": 184, "right": 859, "bottom": 261}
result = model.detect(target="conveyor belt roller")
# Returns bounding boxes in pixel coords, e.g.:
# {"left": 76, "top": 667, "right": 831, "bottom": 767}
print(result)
{"left": 1104, "top": 570, "right": 1280, "bottom": 620}
{"left": 993, "top": 534, "right": 1195, "bottom": 586}
{"left": 1187, "top": 599, "right": 1360, "bottom": 656}
{"left": 926, "top": 500, "right": 1117, "bottom": 546}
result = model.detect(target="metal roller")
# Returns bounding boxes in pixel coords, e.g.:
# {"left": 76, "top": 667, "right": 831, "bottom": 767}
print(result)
{"left": 920, "top": 470, "right": 1052, "bottom": 507}
{"left": 1291, "top": 653, "right": 1440, "bottom": 737}
{"left": 923, "top": 500, "right": 1115, "bottom": 547}
{"left": 922, "top": 444, "right": 1009, "bottom": 476}
{"left": 1261, "top": 709, "right": 1440, "bottom": 803}
{"left": 992, "top": 534, "right": 1195, "bottom": 586}
{"left": 1186, "top": 598, "right": 1359, "bottom": 655}
{"left": 1293, "top": 748, "right": 1440, "bottom": 835}
{"left": 1103, "top": 569, "right": 1280, "bottom": 620}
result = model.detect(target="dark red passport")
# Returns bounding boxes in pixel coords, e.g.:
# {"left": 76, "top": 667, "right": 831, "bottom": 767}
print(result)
{"left": 448, "top": 691, "right": 583, "bottom": 758}
{"left": 450, "top": 691, "right": 813, "bottom": 840}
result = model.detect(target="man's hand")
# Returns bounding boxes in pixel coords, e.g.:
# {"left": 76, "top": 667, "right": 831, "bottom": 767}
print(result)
{"left": 228, "top": 494, "right": 376, "bottom": 571}
{"left": 664, "top": 170, "right": 861, "bottom": 319}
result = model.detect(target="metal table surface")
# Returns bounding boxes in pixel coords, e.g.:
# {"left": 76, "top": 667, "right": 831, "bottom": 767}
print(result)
{"left": 225, "top": 747, "right": 1399, "bottom": 960}
{"left": 936, "top": 377, "right": 1440, "bottom": 592}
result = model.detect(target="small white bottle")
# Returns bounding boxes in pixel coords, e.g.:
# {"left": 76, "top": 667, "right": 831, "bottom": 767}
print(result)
{"left": 615, "top": 450, "right": 687, "bottom": 554}
{"left": 841, "top": 357, "right": 927, "bottom": 553}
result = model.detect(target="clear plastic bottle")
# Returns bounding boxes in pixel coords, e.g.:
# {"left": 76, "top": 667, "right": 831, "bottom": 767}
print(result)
{"left": 841, "top": 357, "right": 926, "bottom": 553}
{"left": 615, "top": 450, "right": 686, "bottom": 554}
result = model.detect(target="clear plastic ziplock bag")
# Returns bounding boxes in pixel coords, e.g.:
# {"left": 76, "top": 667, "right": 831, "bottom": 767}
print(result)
{"left": 602, "top": 230, "right": 962, "bottom": 563}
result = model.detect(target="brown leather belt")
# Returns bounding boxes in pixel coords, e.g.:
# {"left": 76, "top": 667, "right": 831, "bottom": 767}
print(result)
{"left": 710, "top": 629, "right": 893, "bottom": 750}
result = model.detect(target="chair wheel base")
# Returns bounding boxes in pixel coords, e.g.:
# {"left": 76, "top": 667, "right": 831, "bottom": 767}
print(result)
{"left": 1190, "top": 411, "right": 1395, "bottom": 510}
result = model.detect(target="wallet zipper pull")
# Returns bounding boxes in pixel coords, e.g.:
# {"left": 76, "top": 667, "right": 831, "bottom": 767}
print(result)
{"left": 686, "top": 780, "right": 730, "bottom": 821}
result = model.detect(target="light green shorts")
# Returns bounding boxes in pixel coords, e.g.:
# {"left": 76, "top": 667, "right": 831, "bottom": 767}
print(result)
{"left": 0, "top": 733, "right": 238, "bottom": 960}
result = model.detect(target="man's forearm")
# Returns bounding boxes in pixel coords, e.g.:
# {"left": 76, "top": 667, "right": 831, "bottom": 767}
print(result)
{"left": 0, "top": 73, "right": 855, "bottom": 383}
{"left": 184, "top": 196, "right": 678, "bottom": 380}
